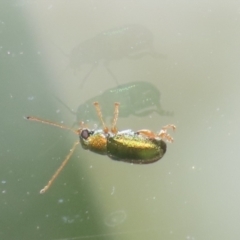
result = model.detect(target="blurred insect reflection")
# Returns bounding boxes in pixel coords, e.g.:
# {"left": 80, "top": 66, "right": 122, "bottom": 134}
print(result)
{"left": 58, "top": 81, "right": 173, "bottom": 125}
{"left": 58, "top": 24, "right": 164, "bottom": 87}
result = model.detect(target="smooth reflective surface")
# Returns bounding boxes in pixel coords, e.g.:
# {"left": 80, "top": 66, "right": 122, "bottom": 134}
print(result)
{"left": 57, "top": 81, "right": 173, "bottom": 125}
{"left": 1, "top": 1, "right": 240, "bottom": 239}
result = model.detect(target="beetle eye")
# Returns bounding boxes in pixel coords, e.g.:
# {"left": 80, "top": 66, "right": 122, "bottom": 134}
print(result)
{"left": 81, "top": 129, "right": 90, "bottom": 140}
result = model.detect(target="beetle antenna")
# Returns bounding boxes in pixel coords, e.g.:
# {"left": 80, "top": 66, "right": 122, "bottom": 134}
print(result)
{"left": 26, "top": 116, "right": 77, "bottom": 134}
{"left": 40, "top": 141, "right": 79, "bottom": 194}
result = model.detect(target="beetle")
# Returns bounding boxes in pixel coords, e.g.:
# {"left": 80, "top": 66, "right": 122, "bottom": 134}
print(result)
{"left": 58, "top": 25, "right": 164, "bottom": 87}
{"left": 27, "top": 102, "right": 175, "bottom": 193}
{"left": 57, "top": 81, "right": 173, "bottom": 126}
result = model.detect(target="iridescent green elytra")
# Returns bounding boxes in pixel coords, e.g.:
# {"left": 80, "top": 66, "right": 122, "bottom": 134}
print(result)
{"left": 27, "top": 102, "right": 175, "bottom": 193}
{"left": 107, "top": 131, "right": 167, "bottom": 164}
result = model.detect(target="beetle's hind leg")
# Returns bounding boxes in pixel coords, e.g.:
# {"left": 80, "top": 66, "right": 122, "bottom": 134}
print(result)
{"left": 158, "top": 124, "right": 176, "bottom": 143}
{"left": 162, "top": 124, "right": 176, "bottom": 131}
{"left": 136, "top": 129, "right": 156, "bottom": 138}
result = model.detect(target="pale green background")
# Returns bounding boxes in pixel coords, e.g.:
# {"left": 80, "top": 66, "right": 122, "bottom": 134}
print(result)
{"left": 1, "top": 1, "right": 240, "bottom": 239}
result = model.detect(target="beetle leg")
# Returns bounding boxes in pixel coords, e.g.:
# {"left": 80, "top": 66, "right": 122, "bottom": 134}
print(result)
{"left": 93, "top": 102, "right": 108, "bottom": 133}
{"left": 158, "top": 124, "right": 176, "bottom": 143}
{"left": 104, "top": 61, "right": 119, "bottom": 85}
{"left": 111, "top": 102, "right": 120, "bottom": 134}
{"left": 162, "top": 124, "right": 176, "bottom": 131}
{"left": 79, "top": 63, "right": 98, "bottom": 88}
{"left": 136, "top": 129, "right": 156, "bottom": 138}
{"left": 159, "top": 132, "right": 174, "bottom": 143}
{"left": 40, "top": 141, "right": 79, "bottom": 194}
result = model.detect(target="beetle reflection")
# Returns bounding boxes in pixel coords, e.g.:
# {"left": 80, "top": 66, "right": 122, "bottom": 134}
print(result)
{"left": 61, "top": 24, "right": 163, "bottom": 87}
{"left": 58, "top": 81, "right": 173, "bottom": 125}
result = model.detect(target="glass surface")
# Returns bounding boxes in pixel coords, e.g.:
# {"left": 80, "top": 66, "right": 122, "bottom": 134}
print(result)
{"left": 1, "top": 1, "right": 240, "bottom": 239}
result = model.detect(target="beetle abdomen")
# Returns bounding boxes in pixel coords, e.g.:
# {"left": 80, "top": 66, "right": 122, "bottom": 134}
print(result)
{"left": 107, "top": 132, "right": 166, "bottom": 164}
